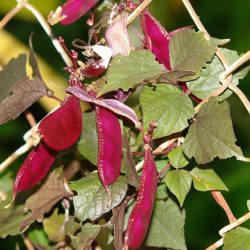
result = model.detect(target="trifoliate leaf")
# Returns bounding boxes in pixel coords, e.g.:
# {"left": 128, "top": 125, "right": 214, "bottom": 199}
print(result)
{"left": 140, "top": 84, "right": 194, "bottom": 139}
{"left": 43, "top": 208, "right": 65, "bottom": 242}
{"left": 168, "top": 145, "right": 189, "bottom": 169}
{"left": 0, "top": 54, "right": 27, "bottom": 102}
{"left": 65, "top": 217, "right": 101, "bottom": 250}
{"left": 183, "top": 97, "right": 244, "bottom": 164}
{"left": 187, "top": 49, "right": 250, "bottom": 100}
{"left": 145, "top": 199, "right": 186, "bottom": 250}
{"left": 70, "top": 172, "right": 127, "bottom": 221}
{"left": 223, "top": 227, "right": 250, "bottom": 250}
{"left": 97, "top": 50, "right": 165, "bottom": 96}
{"left": 190, "top": 167, "right": 228, "bottom": 191}
{"left": 170, "top": 29, "right": 219, "bottom": 81}
{"left": 164, "top": 170, "right": 192, "bottom": 206}
{"left": 77, "top": 111, "right": 98, "bottom": 165}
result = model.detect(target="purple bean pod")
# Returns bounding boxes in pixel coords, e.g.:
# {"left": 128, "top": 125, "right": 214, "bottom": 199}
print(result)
{"left": 80, "top": 59, "right": 106, "bottom": 78}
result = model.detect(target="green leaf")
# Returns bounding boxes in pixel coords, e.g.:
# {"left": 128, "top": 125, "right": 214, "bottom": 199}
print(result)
{"left": 65, "top": 217, "right": 101, "bottom": 250}
{"left": 77, "top": 111, "right": 98, "bottom": 165}
{"left": 145, "top": 199, "right": 186, "bottom": 250}
{"left": 170, "top": 29, "right": 219, "bottom": 81}
{"left": 223, "top": 227, "right": 250, "bottom": 250}
{"left": 0, "top": 54, "right": 27, "bottom": 102}
{"left": 187, "top": 49, "right": 250, "bottom": 100}
{"left": 168, "top": 145, "right": 189, "bottom": 169}
{"left": 140, "top": 84, "right": 194, "bottom": 139}
{"left": 183, "top": 97, "right": 244, "bottom": 164}
{"left": 164, "top": 170, "right": 192, "bottom": 206}
{"left": 97, "top": 50, "right": 165, "bottom": 96}
{"left": 27, "top": 228, "right": 49, "bottom": 248}
{"left": 156, "top": 183, "right": 168, "bottom": 200}
{"left": 70, "top": 172, "right": 127, "bottom": 221}
{"left": 0, "top": 193, "right": 30, "bottom": 238}
{"left": 43, "top": 208, "right": 65, "bottom": 242}
{"left": 190, "top": 167, "right": 228, "bottom": 191}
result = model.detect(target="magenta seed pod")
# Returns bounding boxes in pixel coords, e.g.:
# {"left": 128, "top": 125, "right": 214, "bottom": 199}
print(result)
{"left": 124, "top": 144, "right": 158, "bottom": 249}
{"left": 80, "top": 60, "right": 106, "bottom": 78}
{"left": 95, "top": 106, "right": 122, "bottom": 189}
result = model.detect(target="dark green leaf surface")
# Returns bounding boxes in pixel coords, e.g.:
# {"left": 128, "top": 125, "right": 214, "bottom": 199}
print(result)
{"left": 140, "top": 84, "right": 194, "bottom": 139}
{"left": 164, "top": 170, "right": 192, "bottom": 206}
{"left": 145, "top": 199, "right": 187, "bottom": 250}
{"left": 98, "top": 50, "right": 165, "bottom": 96}
{"left": 190, "top": 167, "right": 228, "bottom": 191}
{"left": 77, "top": 111, "right": 98, "bottom": 165}
{"left": 70, "top": 172, "right": 127, "bottom": 221}
{"left": 183, "top": 97, "right": 243, "bottom": 164}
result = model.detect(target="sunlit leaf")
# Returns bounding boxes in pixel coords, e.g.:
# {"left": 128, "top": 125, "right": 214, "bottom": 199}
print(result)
{"left": 168, "top": 145, "right": 189, "bottom": 169}
{"left": 97, "top": 50, "right": 165, "bottom": 96}
{"left": 183, "top": 97, "right": 244, "bottom": 164}
{"left": 190, "top": 167, "right": 228, "bottom": 191}
{"left": 70, "top": 172, "right": 127, "bottom": 221}
{"left": 140, "top": 84, "right": 194, "bottom": 139}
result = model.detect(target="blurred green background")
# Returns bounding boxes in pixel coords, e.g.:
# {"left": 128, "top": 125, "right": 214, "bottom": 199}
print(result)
{"left": 0, "top": 0, "right": 249, "bottom": 249}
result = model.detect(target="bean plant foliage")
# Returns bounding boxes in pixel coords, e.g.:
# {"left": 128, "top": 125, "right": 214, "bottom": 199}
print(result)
{"left": 0, "top": 0, "right": 249, "bottom": 249}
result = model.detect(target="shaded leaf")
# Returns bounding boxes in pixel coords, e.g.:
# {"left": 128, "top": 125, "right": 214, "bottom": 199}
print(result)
{"left": 77, "top": 111, "right": 98, "bottom": 165}
{"left": 67, "top": 86, "right": 140, "bottom": 128}
{"left": 145, "top": 199, "right": 186, "bottom": 250}
{"left": 112, "top": 202, "right": 126, "bottom": 250}
{"left": 187, "top": 49, "right": 250, "bottom": 100}
{"left": 122, "top": 132, "right": 140, "bottom": 189}
{"left": 157, "top": 70, "right": 195, "bottom": 84}
{"left": 21, "top": 170, "right": 72, "bottom": 230}
{"left": 43, "top": 208, "right": 65, "bottom": 242}
{"left": 223, "top": 227, "right": 250, "bottom": 250}
{"left": 97, "top": 50, "right": 165, "bottom": 96}
{"left": 140, "top": 84, "right": 194, "bottom": 139}
{"left": 168, "top": 145, "right": 189, "bottom": 169}
{"left": 190, "top": 167, "right": 228, "bottom": 191}
{"left": 156, "top": 183, "right": 168, "bottom": 200}
{"left": 0, "top": 194, "right": 30, "bottom": 238}
{"left": 164, "top": 170, "right": 192, "bottom": 206}
{"left": 247, "top": 200, "right": 250, "bottom": 211}
{"left": 170, "top": 29, "right": 219, "bottom": 81}
{"left": 65, "top": 217, "right": 101, "bottom": 250}
{"left": 0, "top": 77, "right": 48, "bottom": 125}
{"left": 27, "top": 228, "right": 49, "bottom": 248}
{"left": 183, "top": 97, "right": 244, "bottom": 164}
{"left": 0, "top": 54, "right": 27, "bottom": 102}
{"left": 70, "top": 172, "right": 127, "bottom": 221}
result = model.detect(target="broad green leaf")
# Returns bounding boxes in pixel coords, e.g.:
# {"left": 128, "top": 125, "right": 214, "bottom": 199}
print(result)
{"left": 187, "top": 49, "right": 250, "bottom": 100}
{"left": 65, "top": 217, "right": 101, "bottom": 250}
{"left": 0, "top": 54, "right": 27, "bottom": 102}
{"left": 77, "top": 111, "right": 98, "bottom": 165}
{"left": 145, "top": 199, "right": 186, "bottom": 250}
{"left": 70, "top": 172, "right": 127, "bottom": 221}
{"left": 170, "top": 29, "right": 219, "bottom": 81}
{"left": 190, "top": 167, "right": 228, "bottom": 191}
{"left": 43, "top": 208, "right": 65, "bottom": 242}
{"left": 156, "top": 183, "right": 168, "bottom": 200}
{"left": 27, "top": 228, "right": 49, "bottom": 248}
{"left": 155, "top": 159, "right": 169, "bottom": 172}
{"left": 140, "top": 84, "right": 194, "bottom": 139}
{"left": 98, "top": 50, "right": 165, "bottom": 96}
{"left": 164, "top": 170, "right": 192, "bottom": 206}
{"left": 223, "top": 227, "right": 250, "bottom": 250}
{"left": 0, "top": 193, "right": 30, "bottom": 238}
{"left": 183, "top": 97, "right": 244, "bottom": 164}
{"left": 168, "top": 145, "right": 189, "bottom": 169}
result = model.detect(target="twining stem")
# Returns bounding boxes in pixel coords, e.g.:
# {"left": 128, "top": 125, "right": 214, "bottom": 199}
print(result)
{"left": 24, "top": 111, "right": 37, "bottom": 128}
{"left": 211, "top": 191, "right": 236, "bottom": 223}
{"left": 182, "top": 0, "right": 250, "bottom": 115}
{"left": 127, "top": 0, "right": 152, "bottom": 25}
{"left": 24, "top": 3, "right": 73, "bottom": 67}
{"left": 0, "top": 0, "right": 27, "bottom": 30}
{"left": 206, "top": 211, "right": 250, "bottom": 250}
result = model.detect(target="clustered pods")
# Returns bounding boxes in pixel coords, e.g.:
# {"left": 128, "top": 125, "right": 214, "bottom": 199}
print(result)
{"left": 95, "top": 106, "right": 122, "bottom": 189}
{"left": 13, "top": 95, "right": 82, "bottom": 197}
{"left": 124, "top": 133, "right": 158, "bottom": 249}
{"left": 60, "top": 0, "right": 99, "bottom": 25}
